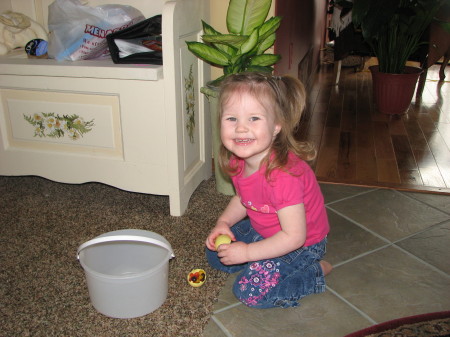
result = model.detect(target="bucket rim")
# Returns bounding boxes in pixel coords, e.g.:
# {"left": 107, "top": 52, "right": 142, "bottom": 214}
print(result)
{"left": 77, "top": 229, "right": 174, "bottom": 280}
{"left": 78, "top": 247, "right": 172, "bottom": 280}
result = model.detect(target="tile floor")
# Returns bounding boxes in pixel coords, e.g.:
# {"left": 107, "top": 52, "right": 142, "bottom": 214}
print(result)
{"left": 203, "top": 184, "right": 450, "bottom": 337}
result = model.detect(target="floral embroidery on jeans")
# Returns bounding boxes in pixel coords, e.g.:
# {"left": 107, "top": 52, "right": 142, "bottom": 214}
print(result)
{"left": 238, "top": 260, "right": 281, "bottom": 306}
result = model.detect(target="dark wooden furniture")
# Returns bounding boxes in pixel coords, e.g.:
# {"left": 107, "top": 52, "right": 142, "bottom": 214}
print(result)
{"left": 416, "top": 3, "right": 450, "bottom": 98}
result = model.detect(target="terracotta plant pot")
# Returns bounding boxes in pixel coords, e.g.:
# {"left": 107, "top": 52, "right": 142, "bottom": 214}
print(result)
{"left": 369, "top": 65, "right": 423, "bottom": 115}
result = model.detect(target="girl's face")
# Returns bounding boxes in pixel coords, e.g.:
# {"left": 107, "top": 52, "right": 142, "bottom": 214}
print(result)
{"left": 220, "top": 91, "right": 281, "bottom": 171}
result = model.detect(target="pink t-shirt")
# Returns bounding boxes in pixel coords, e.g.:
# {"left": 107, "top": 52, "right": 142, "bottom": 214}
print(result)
{"left": 230, "top": 153, "right": 329, "bottom": 247}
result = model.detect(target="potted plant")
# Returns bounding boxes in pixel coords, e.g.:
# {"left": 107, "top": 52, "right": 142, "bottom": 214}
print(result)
{"left": 187, "top": 0, "right": 281, "bottom": 97}
{"left": 186, "top": 0, "right": 282, "bottom": 194}
{"left": 340, "top": 0, "right": 447, "bottom": 114}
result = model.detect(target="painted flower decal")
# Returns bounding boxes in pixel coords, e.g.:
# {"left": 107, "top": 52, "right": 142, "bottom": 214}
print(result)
{"left": 24, "top": 112, "right": 94, "bottom": 140}
{"left": 184, "top": 64, "right": 196, "bottom": 143}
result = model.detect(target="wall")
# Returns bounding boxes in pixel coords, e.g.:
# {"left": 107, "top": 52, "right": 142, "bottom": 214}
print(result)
{"left": 273, "top": 0, "right": 327, "bottom": 86}
{"left": 0, "top": 0, "right": 38, "bottom": 20}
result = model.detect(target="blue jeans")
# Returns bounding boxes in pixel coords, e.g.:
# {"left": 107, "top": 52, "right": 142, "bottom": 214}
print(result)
{"left": 206, "top": 219, "right": 328, "bottom": 309}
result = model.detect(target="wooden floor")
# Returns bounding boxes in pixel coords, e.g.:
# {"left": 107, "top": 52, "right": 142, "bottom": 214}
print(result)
{"left": 296, "top": 63, "right": 450, "bottom": 194}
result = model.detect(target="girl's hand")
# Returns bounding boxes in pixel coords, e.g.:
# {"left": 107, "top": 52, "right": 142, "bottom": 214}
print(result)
{"left": 217, "top": 241, "right": 249, "bottom": 265}
{"left": 206, "top": 195, "right": 246, "bottom": 251}
{"left": 205, "top": 224, "right": 235, "bottom": 251}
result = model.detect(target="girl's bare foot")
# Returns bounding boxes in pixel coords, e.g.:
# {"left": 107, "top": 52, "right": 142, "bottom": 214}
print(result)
{"left": 320, "top": 260, "right": 333, "bottom": 276}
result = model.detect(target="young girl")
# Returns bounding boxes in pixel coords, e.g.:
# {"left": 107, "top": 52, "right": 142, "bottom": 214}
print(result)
{"left": 205, "top": 72, "right": 332, "bottom": 309}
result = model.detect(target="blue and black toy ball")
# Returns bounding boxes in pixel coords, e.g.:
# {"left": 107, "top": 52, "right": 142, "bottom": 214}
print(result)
{"left": 25, "top": 39, "right": 48, "bottom": 57}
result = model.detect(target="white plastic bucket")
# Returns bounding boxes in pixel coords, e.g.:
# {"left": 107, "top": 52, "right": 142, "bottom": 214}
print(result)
{"left": 77, "top": 229, "right": 174, "bottom": 319}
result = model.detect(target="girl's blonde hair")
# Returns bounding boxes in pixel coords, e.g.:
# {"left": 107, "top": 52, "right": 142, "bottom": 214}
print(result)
{"left": 218, "top": 72, "right": 316, "bottom": 179}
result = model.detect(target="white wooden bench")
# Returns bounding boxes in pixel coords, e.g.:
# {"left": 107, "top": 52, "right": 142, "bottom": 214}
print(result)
{"left": 0, "top": 0, "right": 212, "bottom": 216}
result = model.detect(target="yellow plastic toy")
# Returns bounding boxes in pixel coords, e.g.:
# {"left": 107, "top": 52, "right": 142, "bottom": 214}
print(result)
{"left": 214, "top": 234, "right": 232, "bottom": 250}
{"left": 187, "top": 269, "right": 206, "bottom": 287}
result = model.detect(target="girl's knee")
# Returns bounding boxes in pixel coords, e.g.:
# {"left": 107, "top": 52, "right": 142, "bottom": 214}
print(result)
{"left": 231, "top": 260, "right": 283, "bottom": 308}
{"left": 232, "top": 276, "right": 281, "bottom": 309}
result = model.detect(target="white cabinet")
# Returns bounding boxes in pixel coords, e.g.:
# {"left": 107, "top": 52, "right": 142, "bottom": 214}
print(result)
{"left": 0, "top": 0, "right": 212, "bottom": 216}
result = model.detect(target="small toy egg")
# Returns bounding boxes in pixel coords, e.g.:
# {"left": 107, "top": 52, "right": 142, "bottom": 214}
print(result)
{"left": 215, "top": 234, "right": 232, "bottom": 250}
{"left": 188, "top": 269, "right": 206, "bottom": 287}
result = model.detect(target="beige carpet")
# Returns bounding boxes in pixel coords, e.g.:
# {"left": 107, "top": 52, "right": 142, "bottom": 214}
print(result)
{"left": 0, "top": 176, "right": 231, "bottom": 337}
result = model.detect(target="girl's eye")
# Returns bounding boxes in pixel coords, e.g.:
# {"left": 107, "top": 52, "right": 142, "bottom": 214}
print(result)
{"left": 250, "top": 116, "right": 261, "bottom": 121}
{"left": 225, "top": 117, "right": 236, "bottom": 122}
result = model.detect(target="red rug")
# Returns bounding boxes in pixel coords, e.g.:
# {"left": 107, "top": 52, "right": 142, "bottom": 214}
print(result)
{"left": 344, "top": 311, "right": 450, "bottom": 337}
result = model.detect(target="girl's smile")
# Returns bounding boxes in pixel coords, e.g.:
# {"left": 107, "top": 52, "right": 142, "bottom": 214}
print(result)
{"left": 220, "top": 91, "right": 280, "bottom": 173}
{"left": 234, "top": 138, "right": 254, "bottom": 145}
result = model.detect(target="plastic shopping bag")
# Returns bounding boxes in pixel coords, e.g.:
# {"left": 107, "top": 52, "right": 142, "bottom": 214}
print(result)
{"left": 47, "top": 0, "right": 145, "bottom": 61}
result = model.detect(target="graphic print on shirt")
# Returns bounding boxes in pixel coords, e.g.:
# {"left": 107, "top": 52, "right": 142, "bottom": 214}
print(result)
{"left": 244, "top": 200, "right": 274, "bottom": 214}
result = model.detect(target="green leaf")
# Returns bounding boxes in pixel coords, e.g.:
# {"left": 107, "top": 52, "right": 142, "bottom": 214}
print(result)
{"left": 258, "top": 16, "right": 281, "bottom": 41}
{"left": 200, "top": 86, "right": 219, "bottom": 99}
{"left": 186, "top": 41, "right": 230, "bottom": 66}
{"left": 249, "top": 54, "right": 281, "bottom": 66}
{"left": 353, "top": 0, "right": 396, "bottom": 39}
{"left": 256, "top": 33, "right": 276, "bottom": 54}
{"left": 438, "top": 20, "right": 450, "bottom": 34}
{"left": 201, "top": 21, "right": 236, "bottom": 56}
{"left": 240, "top": 28, "right": 259, "bottom": 54}
{"left": 202, "top": 34, "right": 248, "bottom": 49}
{"left": 232, "top": 53, "right": 252, "bottom": 73}
{"left": 226, "top": 0, "right": 272, "bottom": 35}
{"left": 209, "top": 76, "right": 226, "bottom": 88}
{"left": 201, "top": 20, "right": 220, "bottom": 35}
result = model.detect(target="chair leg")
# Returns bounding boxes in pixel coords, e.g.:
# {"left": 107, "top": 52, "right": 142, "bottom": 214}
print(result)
{"left": 416, "top": 68, "right": 428, "bottom": 99}
{"left": 439, "top": 54, "right": 449, "bottom": 81}
{"left": 333, "top": 60, "right": 342, "bottom": 85}
{"left": 355, "top": 56, "right": 365, "bottom": 72}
